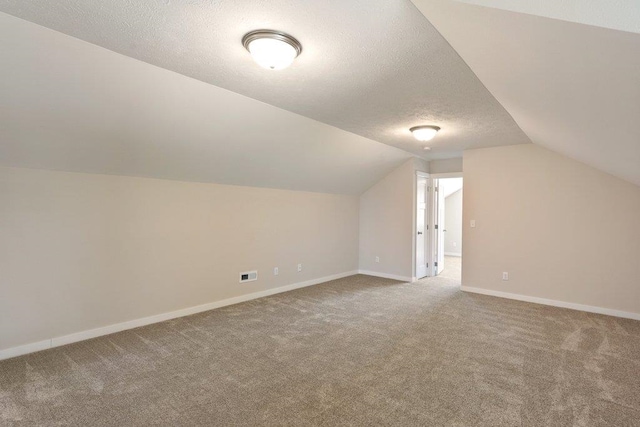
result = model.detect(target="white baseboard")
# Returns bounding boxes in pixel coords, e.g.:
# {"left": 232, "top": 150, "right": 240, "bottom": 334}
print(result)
{"left": 0, "top": 270, "right": 358, "bottom": 361}
{"left": 358, "top": 270, "right": 412, "bottom": 282}
{"left": 0, "top": 340, "right": 52, "bottom": 361}
{"left": 444, "top": 252, "right": 462, "bottom": 257}
{"left": 461, "top": 286, "right": 640, "bottom": 321}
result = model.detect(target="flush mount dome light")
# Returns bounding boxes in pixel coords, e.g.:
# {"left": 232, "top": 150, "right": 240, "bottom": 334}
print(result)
{"left": 242, "top": 30, "right": 302, "bottom": 70}
{"left": 410, "top": 125, "right": 441, "bottom": 142}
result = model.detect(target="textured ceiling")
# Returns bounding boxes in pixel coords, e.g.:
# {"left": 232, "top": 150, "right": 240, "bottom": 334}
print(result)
{"left": 411, "top": 0, "right": 640, "bottom": 187}
{"left": 0, "top": 0, "right": 530, "bottom": 160}
{"left": 0, "top": 12, "right": 412, "bottom": 195}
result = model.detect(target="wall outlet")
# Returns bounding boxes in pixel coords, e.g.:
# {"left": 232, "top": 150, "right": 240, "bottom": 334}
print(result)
{"left": 240, "top": 271, "right": 258, "bottom": 283}
{"left": 470, "top": 220, "right": 476, "bottom": 228}
{"left": 297, "top": 263, "right": 302, "bottom": 272}
{"left": 375, "top": 256, "right": 380, "bottom": 263}
{"left": 273, "top": 267, "right": 279, "bottom": 276}
{"left": 452, "top": 242, "right": 457, "bottom": 247}
{"left": 502, "top": 272, "right": 509, "bottom": 281}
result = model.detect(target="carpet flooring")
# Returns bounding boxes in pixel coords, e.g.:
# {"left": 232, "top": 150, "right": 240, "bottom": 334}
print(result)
{"left": 439, "top": 256, "right": 461, "bottom": 281}
{"left": 1, "top": 273, "right": 640, "bottom": 426}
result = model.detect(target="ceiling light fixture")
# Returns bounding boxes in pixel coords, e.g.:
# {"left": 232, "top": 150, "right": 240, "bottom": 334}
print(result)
{"left": 242, "top": 30, "right": 302, "bottom": 70}
{"left": 410, "top": 125, "right": 441, "bottom": 142}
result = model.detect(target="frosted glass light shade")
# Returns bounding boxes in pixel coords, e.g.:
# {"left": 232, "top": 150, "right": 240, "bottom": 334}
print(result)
{"left": 410, "top": 126, "right": 441, "bottom": 141}
{"left": 243, "top": 30, "right": 302, "bottom": 70}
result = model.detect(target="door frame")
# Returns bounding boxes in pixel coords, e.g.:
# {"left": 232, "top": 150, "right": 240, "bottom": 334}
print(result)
{"left": 434, "top": 177, "right": 446, "bottom": 275}
{"left": 429, "top": 172, "right": 464, "bottom": 277}
{"left": 413, "top": 171, "right": 431, "bottom": 281}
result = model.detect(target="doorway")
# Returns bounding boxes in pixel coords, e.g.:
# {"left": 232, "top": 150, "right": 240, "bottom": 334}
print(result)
{"left": 433, "top": 177, "right": 463, "bottom": 282}
{"left": 414, "top": 173, "right": 463, "bottom": 282}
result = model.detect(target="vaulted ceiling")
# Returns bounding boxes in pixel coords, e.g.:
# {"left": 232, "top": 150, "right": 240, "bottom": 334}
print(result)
{"left": 1, "top": 0, "right": 637, "bottom": 192}
{"left": 0, "top": 12, "right": 412, "bottom": 195}
{"left": 0, "top": 0, "right": 532, "bottom": 195}
{"left": 452, "top": 0, "right": 640, "bottom": 34}
{"left": 0, "top": 0, "right": 530, "bottom": 160}
{"left": 411, "top": 0, "right": 640, "bottom": 186}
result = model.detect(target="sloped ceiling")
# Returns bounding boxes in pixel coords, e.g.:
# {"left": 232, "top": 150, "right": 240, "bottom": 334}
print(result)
{"left": 0, "top": 0, "right": 530, "bottom": 164}
{"left": 411, "top": 0, "right": 640, "bottom": 187}
{"left": 0, "top": 12, "right": 411, "bottom": 195}
{"left": 454, "top": 0, "right": 640, "bottom": 34}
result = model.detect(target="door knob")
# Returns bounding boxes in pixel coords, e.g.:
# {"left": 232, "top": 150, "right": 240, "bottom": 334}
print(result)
{"left": 417, "top": 231, "right": 423, "bottom": 235}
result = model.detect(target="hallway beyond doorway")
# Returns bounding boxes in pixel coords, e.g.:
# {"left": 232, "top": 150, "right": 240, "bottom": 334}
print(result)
{"left": 438, "top": 256, "right": 461, "bottom": 283}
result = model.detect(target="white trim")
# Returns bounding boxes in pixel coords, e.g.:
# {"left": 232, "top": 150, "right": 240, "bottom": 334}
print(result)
{"left": 444, "top": 252, "right": 462, "bottom": 257}
{"left": 414, "top": 171, "right": 431, "bottom": 280}
{"left": 0, "top": 270, "right": 358, "bottom": 361}
{"left": 0, "top": 339, "right": 52, "bottom": 361}
{"left": 429, "top": 177, "right": 439, "bottom": 277}
{"left": 461, "top": 286, "right": 640, "bottom": 321}
{"left": 358, "top": 270, "right": 412, "bottom": 282}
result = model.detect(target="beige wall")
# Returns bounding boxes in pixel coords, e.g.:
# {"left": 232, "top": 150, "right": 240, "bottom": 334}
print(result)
{"left": 463, "top": 144, "right": 640, "bottom": 314}
{"left": 359, "top": 159, "right": 419, "bottom": 279}
{"left": 0, "top": 167, "right": 359, "bottom": 351}
{"left": 430, "top": 158, "right": 463, "bottom": 174}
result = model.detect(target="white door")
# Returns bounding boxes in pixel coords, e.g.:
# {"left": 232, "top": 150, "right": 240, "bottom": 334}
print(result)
{"left": 415, "top": 176, "right": 428, "bottom": 279}
{"left": 436, "top": 180, "right": 445, "bottom": 275}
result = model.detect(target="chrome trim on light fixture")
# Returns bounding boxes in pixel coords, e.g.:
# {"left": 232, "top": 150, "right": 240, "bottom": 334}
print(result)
{"left": 242, "top": 30, "right": 303, "bottom": 57}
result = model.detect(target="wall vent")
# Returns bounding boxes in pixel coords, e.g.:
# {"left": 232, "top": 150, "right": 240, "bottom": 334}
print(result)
{"left": 239, "top": 271, "right": 258, "bottom": 283}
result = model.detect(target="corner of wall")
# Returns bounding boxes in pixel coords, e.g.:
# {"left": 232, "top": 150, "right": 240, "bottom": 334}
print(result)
{"left": 461, "top": 143, "right": 640, "bottom": 316}
{"left": 358, "top": 159, "right": 417, "bottom": 279}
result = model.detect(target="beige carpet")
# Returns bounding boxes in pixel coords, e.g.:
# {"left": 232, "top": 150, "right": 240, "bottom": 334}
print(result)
{"left": 439, "top": 256, "right": 461, "bottom": 281}
{"left": 1, "top": 274, "right": 639, "bottom": 426}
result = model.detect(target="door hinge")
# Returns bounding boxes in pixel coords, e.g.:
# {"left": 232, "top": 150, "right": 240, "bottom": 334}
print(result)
{"left": 435, "top": 224, "right": 439, "bottom": 230}
{"left": 434, "top": 262, "right": 438, "bottom": 267}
